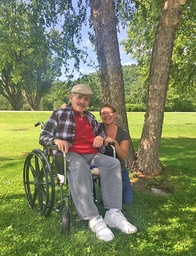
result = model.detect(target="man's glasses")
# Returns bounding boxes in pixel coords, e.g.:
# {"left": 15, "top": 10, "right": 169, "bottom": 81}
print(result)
{"left": 100, "top": 111, "right": 114, "bottom": 116}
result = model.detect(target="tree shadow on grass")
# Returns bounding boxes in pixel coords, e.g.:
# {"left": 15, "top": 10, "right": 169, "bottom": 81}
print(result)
{"left": 1, "top": 137, "right": 195, "bottom": 255}
{"left": 127, "top": 136, "right": 196, "bottom": 254}
{"left": 160, "top": 137, "right": 196, "bottom": 173}
{"left": 1, "top": 186, "right": 195, "bottom": 255}
{"left": 0, "top": 157, "right": 24, "bottom": 170}
{"left": 0, "top": 193, "right": 24, "bottom": 200}
{"left": 124, "top": 185, "right": 196, "bottom": 255}
{"left": 133, "top": 136, "right": 195, "bottom": 176}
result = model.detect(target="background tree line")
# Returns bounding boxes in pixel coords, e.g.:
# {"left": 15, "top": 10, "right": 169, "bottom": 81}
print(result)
{"left": 0, "top": 1, "right": 195, "bottom": 112}
{"left": 0, "top": 63, "right": 195, "bottom": 112}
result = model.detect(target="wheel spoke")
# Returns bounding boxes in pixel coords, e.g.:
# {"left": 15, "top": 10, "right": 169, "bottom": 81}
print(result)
{"left": 38, "top": 186, "right": 45, "bottom": 211}
{"left": 31, "top": 187, "right": 38, "bottom": 207}
{"left": 35, "top": 156, "right": 40, "bottom": 177}
{"left": 27, "top": 161, "right": 35, "bottom": 176}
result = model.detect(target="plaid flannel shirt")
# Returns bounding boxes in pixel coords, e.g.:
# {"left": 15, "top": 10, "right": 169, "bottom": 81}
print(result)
{"left": 39, "top": 103, "right": 105, "bottom": 148}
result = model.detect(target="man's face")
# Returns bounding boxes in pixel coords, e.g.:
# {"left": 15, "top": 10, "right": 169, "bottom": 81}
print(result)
{"left": 70, "top": 93, "right": 90, "bottom": 114}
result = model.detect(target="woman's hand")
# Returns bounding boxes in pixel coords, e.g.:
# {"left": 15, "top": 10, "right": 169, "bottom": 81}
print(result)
{"left": 104, "top": 136, "right": 116, "bottom": 146}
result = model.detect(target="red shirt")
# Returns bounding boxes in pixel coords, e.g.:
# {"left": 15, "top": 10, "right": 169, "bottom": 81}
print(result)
{"left": 69, "top": 111, "right": 98, "bottom": 154}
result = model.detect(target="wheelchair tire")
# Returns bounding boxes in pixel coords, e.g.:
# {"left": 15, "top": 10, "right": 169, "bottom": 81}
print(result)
{"left": 61, "top": 207, "right": 71, "bottom": 236}
{"left": 23, "top": 149, "right": 55, "bottom": 217}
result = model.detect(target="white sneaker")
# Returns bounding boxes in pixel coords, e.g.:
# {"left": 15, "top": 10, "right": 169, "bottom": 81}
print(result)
{"left": 104, "top": 210, "right": 137, "bottom": 234}
{"left": 91, "top": 167, "right": 100, "bottom": 175}
{"left": 57, "top": 174, "right": 64, "bottom": 184}
{"left": 89, "top": 216, "right": 114, "bottom": 242}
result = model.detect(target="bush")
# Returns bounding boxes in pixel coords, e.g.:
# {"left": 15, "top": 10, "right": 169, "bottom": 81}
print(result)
{"left": 0, "top": 95, "right": 12, "bottom": 110}
{"left": 173, "top": 98, "right": 196, "bottom": 112}
{"left": 126, "top": 103, "right": 146, "bottom": 112}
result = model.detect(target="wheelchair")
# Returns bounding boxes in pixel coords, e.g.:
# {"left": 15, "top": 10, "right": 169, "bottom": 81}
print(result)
{"left": 23, "top": 121, "right": 116, "bottom": 235}
{"left": 23, "top": 122, "right": 72, "bottom": 235}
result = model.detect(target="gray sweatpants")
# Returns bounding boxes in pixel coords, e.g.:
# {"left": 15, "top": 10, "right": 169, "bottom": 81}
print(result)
{"left": 66, "top": 152, "right": 122, "bottom": 220}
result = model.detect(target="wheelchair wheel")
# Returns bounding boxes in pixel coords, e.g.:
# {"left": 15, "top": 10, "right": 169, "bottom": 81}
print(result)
{"left": 23, "top": 149, "right": 55, "bottom": 217}
{"left": 61, "top": 207, "right": 71, "bottom": 236}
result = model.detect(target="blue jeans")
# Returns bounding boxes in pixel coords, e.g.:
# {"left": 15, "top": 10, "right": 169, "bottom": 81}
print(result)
{"left": 122, "top": 169, "right": 133, "bottom": 204}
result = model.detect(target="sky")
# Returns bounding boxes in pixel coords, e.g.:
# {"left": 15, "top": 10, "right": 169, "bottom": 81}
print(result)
{"left": 60, "top": 26, "right": 136, "bottom": 81}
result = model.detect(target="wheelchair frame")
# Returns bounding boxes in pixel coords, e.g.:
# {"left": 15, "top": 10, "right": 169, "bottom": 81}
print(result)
{"left": 23, "top": 121, "right": 115, "bottom": 235}
{"left": 23, "top": 122, "right": 71, "bottom": 235}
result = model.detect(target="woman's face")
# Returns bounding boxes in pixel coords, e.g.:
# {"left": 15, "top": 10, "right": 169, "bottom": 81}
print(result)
{"left": 100, "top": 107, "right": 116, "bottom": 125}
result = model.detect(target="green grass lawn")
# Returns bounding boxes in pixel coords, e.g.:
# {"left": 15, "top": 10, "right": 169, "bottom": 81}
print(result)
{"left": 0, "top": 111, "right": 195, "bottom": 256}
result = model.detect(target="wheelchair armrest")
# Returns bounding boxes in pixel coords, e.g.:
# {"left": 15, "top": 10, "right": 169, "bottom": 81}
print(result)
{"left": 108, "top": 141, "right": 115, "bottom": 147}
{"left": 46, "top": 143, "right": 58, "bottom": 150}
{"left": 104, "top": 142, "right": 116, "bottom": 158}
{"left": 34, "top": 121, "right": 45, "bottom": 128}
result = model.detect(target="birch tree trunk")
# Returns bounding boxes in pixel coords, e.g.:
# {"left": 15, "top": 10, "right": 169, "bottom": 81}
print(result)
{"left": 90, "top": 0, "right": 136, "bottom": 162}
{"left": 137, "top": 0, "right": 187, "bottom": 176}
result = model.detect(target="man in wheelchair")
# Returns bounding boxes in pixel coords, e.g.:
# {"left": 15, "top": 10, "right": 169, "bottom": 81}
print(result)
{"left": 39, "top": 84, "right": 137, "bottom": 242}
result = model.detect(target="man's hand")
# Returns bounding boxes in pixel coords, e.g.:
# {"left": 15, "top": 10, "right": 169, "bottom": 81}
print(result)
{"left": 93, "top": 136, "right": 104, "bottom": 148}
{"left": 53, "top": 139, "right": 69, "bottom": 153}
